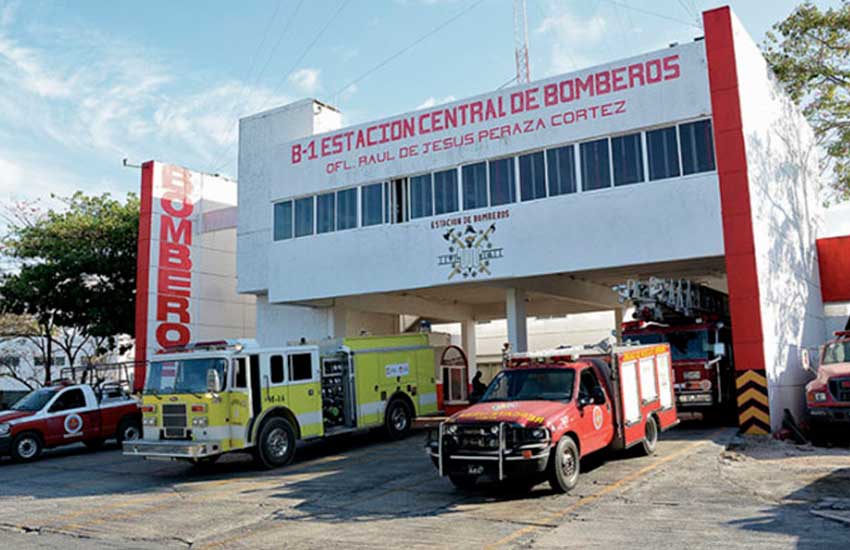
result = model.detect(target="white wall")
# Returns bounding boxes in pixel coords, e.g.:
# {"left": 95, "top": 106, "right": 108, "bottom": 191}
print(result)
{"left": 731, "top": 14, "right": 826, "bottom": 428}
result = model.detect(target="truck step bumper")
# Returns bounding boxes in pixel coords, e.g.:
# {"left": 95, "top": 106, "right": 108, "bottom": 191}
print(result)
{"left": 122, "top": 439, "right": 224, "bottom": 459}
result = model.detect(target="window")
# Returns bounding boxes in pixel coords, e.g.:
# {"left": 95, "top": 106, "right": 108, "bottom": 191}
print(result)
{"left": 547, "top": 145, "right": 577, "bottom": 196}
{"left": 273, "top": 200, "right": 293, "bottom": 240}
{"left": 388, "top": 179, "right": 409, "bottom": 223}
{"left": 0, "top": 355, "right": 20, "bottom": 367}
{"left": 646, "top": 126, "right": 680, "bottom": 180}
{"left": 294, "top": 197, "right": 314, "bottom": 237}
{"left": 489, "top": 157, "right": 516, "bottom": 206}
{"left": 579, "top": 368, "right": 604, "bottom": 403}
{"left": 519, "top": 151, "right": 546, "bottom": 201}
{"left": 337, "top": 188, "right": 357, "bottom": 230}
{"left": 433, "top": 169, "right": 459, "bottom": 214}
{"left": 232, "top": 358, "right": 247, "bottom": 388}
{"left": 270, "top": 355, "right": 284, "bottom": 384}
{"left": 54, "top": 356, "right": 67, "bottom": 367}
{"left": 410, "top": 174, "right": 433, "bottom": 219}
{"left": 362, "top": 182, "right": 383, "bottom": 226}
{"left": 34, "top": 356, "right": 45, "bottom": 366}
{"left": 289, "top": 353, "right": 313, "bottom": 382}
{"left": 612, "top": 133, "right": 644, "bottom": 186}
{"left": 462, "top": 162, "right": 487, "bottom": 210}
{"left": 442, "top": 366, "right": 467, "bottom": 403}
{"left": 49, "top": 388, "right": 86, "bottom": 412}
{"left": 680, "top": 119, "right": 716, "bottom": 175}
{"left": 581, "top": 138, "right": 611, "bottom": 191}
{"left": 316, "top": 192, "right": 335, "bottom": 234}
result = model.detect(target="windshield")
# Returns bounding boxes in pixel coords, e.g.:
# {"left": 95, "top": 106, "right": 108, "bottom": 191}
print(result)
{"left": 626, "top": 330, "right": 709, "bottom": 361}
{"left": 144, "top": 358, "right": 227, "bottom": 395}
{"left": 11, "top": 389, "right": 57, "bottom": 411}
{"left": 822, "top": 341, "right": 850, "bottom": 365}
{"left": 480, "top": 368, "right": 575, "bottom": 403}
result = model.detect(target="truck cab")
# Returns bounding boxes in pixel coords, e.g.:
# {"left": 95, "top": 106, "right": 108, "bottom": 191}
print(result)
{"left": 0, "top": 382, "right": 140, "bottom": 462}
{"left": 428, "top": 344, "right": 678, "bottom": 493}
{"left": 806, "top": 331, "right": 850, "bottom": 427}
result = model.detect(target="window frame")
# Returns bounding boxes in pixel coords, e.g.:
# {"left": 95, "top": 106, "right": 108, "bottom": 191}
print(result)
{"left": 461, "top": 161, "right": 488, "bottom": 211}
{"left": 409, "top": 172, "right": 434, "bottom": 219}
{"left": 487, "top": 156, "right": 517, "bottom": 207}
{"left": 272, "top": 200, "right": 293, "bottom": 241}
{"left": 335, "top": 187, "right": 358, "bottom": 231}
{"left": 293, "top": 195, "right": 315, "bottom": 238}
{"left": 580, "top": 137, "right": 613, "bottom": 192}
{"left": 611, "top": 131, "right": 645, "bottom": 187}
{"left": 361, "top": 181, "right": 385, "bottom": 227}
{"left": 519, "top": 150, "right": 547, "bottom": 202}
{"left": 288, "top": 352, "right": 314, "bottom": 384}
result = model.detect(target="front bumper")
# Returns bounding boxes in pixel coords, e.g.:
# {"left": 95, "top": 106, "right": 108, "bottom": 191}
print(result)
{"left": 808, "top": 406, "right": 850, "bottom": 423}
{"left": 122, "top": 439, "right": 223, "bottom": 459}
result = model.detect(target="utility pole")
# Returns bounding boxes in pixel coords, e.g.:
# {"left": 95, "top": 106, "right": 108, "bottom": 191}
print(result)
{"left": 513, "top": 0, "right": 531, "bottom": 84}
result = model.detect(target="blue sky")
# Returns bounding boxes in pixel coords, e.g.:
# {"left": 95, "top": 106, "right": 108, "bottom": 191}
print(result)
{"left": 0, "top": 0, "right": 841, "bottom": 204}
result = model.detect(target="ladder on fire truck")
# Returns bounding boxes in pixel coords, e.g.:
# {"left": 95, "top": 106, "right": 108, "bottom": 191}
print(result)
{"left": 612, "top": 278, "right": 729, "bottom": 323}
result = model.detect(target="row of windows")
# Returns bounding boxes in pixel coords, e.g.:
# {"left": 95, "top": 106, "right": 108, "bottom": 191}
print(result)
{"left": 274, "top": 119, "right": 716, "bottom": 240}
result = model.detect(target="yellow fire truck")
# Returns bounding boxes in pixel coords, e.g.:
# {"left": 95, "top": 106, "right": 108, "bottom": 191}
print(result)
{"left": 123, "top": 333, "right": 445, "bottom": 467}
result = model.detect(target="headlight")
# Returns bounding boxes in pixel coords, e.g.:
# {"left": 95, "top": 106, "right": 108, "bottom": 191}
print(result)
{"left": 814, "top": 392, "right": 828, "bottom": 402}
{"left": 143, "top": 417, "right": 157, "bottom": 426}
{"left": 528, "top": 428, "right": 548, "bottom": 440}
{"left": 192, "top": 416, "right": 209, "bottom": 428}
{"left": 0, "top": 423, "right": 9, "bottom": 436}
{"left": 489, "top": 424, "right": 500, "bottom": 435}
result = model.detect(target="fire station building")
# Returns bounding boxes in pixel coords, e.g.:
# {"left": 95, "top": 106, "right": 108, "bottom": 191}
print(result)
{"left": 138, "top": 7, "right": 850, "bottom": 435}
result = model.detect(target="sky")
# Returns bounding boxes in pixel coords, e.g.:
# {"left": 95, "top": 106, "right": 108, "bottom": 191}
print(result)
{"left": 0, "top": 0, "right": 843, "bottom": 206}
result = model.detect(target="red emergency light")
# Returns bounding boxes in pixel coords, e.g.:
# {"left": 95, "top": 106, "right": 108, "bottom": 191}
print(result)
{"left": 834, "top": 331, "right": 850, "bottom": 338}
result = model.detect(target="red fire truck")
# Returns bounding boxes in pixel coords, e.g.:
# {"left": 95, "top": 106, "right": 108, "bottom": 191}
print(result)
{"left": 427, "top": 343, "right": 677, "bottom": 492}
{"left": 616, "top": 278, "right": 735, "bottom": 418}
{"left": 805, "top": 331, "right": 850, "bottom": 430}
{"left": 0, "top": 381, "right": 140, "bottom": 462}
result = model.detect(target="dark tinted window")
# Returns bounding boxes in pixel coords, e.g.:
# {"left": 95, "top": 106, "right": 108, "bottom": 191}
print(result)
{"left": 289, "top": 353, "right": 313, "bottom": 382}
{"left": 50, "top": 388, "right": 86, "bottom": 412}
{"left": 581, "top": 138, "right": 611, "bottom": 191}
{"left": 647, "top": 126, "right": 680, "bottom": 180}
{"left": 270, "top": 355, "right": 284, "bottom": 384}
{"left": 362, "top": 183, "right": 383, "bottom": 226}
{"left": 462, "top": 162, "right": 487, "bottom": 210}
{"left": 316, "top": 192, "right": 335, "bottom": 234}
{"left": 489, "top": 158, "right": 516, "bottom": 206}
{"left": 410, "top": 174, "right": 433, "bottom": 219}
{"left": 579, "top": 368, "right": 604, "bottom": 402}
{"left": 337, "top": 188, "right": 357, "bottom": 230}
{"left": 233, "top": 358, "right": 247, "bottom": 388}
{"left": 547, "top": 145, "right": 577, "bottom": 196}
{"left": 680, "top": 119, "right": 716, "bottom": 175}
{"left": 273, "top": 201, "right": 292, "bottom": 241}
{"left": 433, "top": 169, "right": 459, "bottom": 214}
{"left": 612, "top": 133, "right": 644, "bottom": 186}
{"left": 519, "top": 151, "right": 546, "bottom": 201}
{"left": 294, "top": 197, "right": 314, "bottom": 237}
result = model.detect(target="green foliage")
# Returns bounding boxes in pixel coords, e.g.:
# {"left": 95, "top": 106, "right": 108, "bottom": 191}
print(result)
{"left": 764, "top": 1, "right": 850, "bottom": 201}
{"left": 0, "top": 192, "right": 139, "bottom": 349}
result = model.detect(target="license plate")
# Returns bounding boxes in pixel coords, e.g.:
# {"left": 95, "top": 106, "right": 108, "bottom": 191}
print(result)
{"left": 468, "top": 464, "right": 484, "bottom": 475}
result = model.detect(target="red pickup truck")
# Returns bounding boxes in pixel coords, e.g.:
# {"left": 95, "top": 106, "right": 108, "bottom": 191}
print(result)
{"left": 806, "top": 331, "right": 850, "bottom": 430}
{"left": 0, "top": 382, "right": 141, "bottom": 462}
{"left": 428, "top": 344, "right": 678, "bottom": 492}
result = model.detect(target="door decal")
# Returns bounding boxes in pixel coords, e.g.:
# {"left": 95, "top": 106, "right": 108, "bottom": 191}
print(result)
{"left": 64, "top": 414, "right": 83, "bottom": 436}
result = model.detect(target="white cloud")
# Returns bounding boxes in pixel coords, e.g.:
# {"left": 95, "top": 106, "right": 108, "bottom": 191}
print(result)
{"left": 288, "top": 68, "right": 321, "bottom": 95}
{"left": 535, "top": 3, "right": 608, "bottom": 74}
{"left": 416, "top": 95, "right": 456, "bottom": 110}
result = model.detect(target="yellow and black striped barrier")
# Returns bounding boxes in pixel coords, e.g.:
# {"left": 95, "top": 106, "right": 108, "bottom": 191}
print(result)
{"left": 736, "top": 369, "right": 770, "bottom": 435}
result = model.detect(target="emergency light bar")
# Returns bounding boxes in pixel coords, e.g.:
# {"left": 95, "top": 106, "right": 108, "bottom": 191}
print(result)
{"left": 160, "top": 339, "right": 245, "bottom": 353}
{"left": 834, "top": 331, "right": 850, "bottom": 338}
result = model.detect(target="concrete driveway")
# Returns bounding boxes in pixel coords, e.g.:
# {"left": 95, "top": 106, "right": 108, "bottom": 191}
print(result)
{"left": 0, "top": 425, "right": 847, "bottom": 549}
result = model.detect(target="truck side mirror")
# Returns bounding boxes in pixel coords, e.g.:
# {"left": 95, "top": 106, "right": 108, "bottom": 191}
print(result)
{"left": 712, "top": 343, "right": 726, "bottom": 357}
{"left": 206, "top": 369, "right": 222, "bottom": 393}
{"left": 800, "top": 348, "right": 813, "bottom": 373}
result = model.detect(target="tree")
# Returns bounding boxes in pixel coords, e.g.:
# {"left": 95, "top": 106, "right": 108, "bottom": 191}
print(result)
{"left": 764, "top": 1, "right": 850, "bottom": 201}
{"left": 0, "top": 192, "right": 139, "bottom": 383}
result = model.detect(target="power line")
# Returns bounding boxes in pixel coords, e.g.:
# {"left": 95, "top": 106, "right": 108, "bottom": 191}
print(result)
{"left": 331, "top": 0, "right": 486, "bottom": 98}
{"left": 596, "top": 0, "right": 701, "bottom": 29}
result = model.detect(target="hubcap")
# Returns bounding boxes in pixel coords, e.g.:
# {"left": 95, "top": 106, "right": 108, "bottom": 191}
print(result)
{"left": 124, "top": 426, "right": 140, "bottom": 441}
{"left": 391, "top": 406, "right": 408, "bottom": 431}
{"left": 561, "top": 447, "right": 576, "bottom": 478}
{"left": 267, "top": 428, "right": 290, "bottom": 458}
{"left": 18, "top": 438, "right": 37, "bottom": 459}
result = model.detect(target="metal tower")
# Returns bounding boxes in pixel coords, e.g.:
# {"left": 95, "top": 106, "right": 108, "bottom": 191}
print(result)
{"left": 513, "top": 0, "right": 531, "bottom": 84}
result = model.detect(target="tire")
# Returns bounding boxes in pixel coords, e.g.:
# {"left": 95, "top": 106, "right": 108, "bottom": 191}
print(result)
{"left": 255, "top": 417, "right": 297, "bottom": 469}
{"left": 639, "top": 415, "right": 659, "bottom": 456}
{"left": 84, "top": 439, "right": 105, "bottom": 450}
{"left": 548, "top": 436, "right": 580, "bottom": 493}
{"left": 449, "top": 474, "right": 478, "bottom": 491}
{"left": 385, "top": 398, "right": 412, "bottom": 440}
{"left": 11, "top": 432, "right": 43, "bottom": 463}
{"left": 116, "top": 418, "right": 142, "bottom": 444}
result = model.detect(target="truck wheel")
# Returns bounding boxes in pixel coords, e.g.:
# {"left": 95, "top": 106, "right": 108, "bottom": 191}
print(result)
{"left": 11, "top": 432, "right": 42, "bottom": 462}
{"left": 548, "top": 436, "right": 580, "bottom": 493}
{"left": 255, "top": 418, "right": 296, "bottom": 469}
{"left": 639, "top": 415, "right": 659, "bottom": 456}
{"left": 385, "top": 399, "right": 412, "bottom": 440}
{"left": 449, "top": 474, "right": 478, "bottom": 491}
{"left": 117, "top": 418, "right": 142, "bottom": 443}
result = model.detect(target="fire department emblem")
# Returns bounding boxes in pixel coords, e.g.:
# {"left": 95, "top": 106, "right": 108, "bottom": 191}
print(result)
{"left": 592, "top": 406, "right": 603, "bottom": 431}
{"left": 438, "top": 223, "right": 504, "bottom": 280}
{"left": 64, "top": 414, "right": 83, "bottom": 435}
